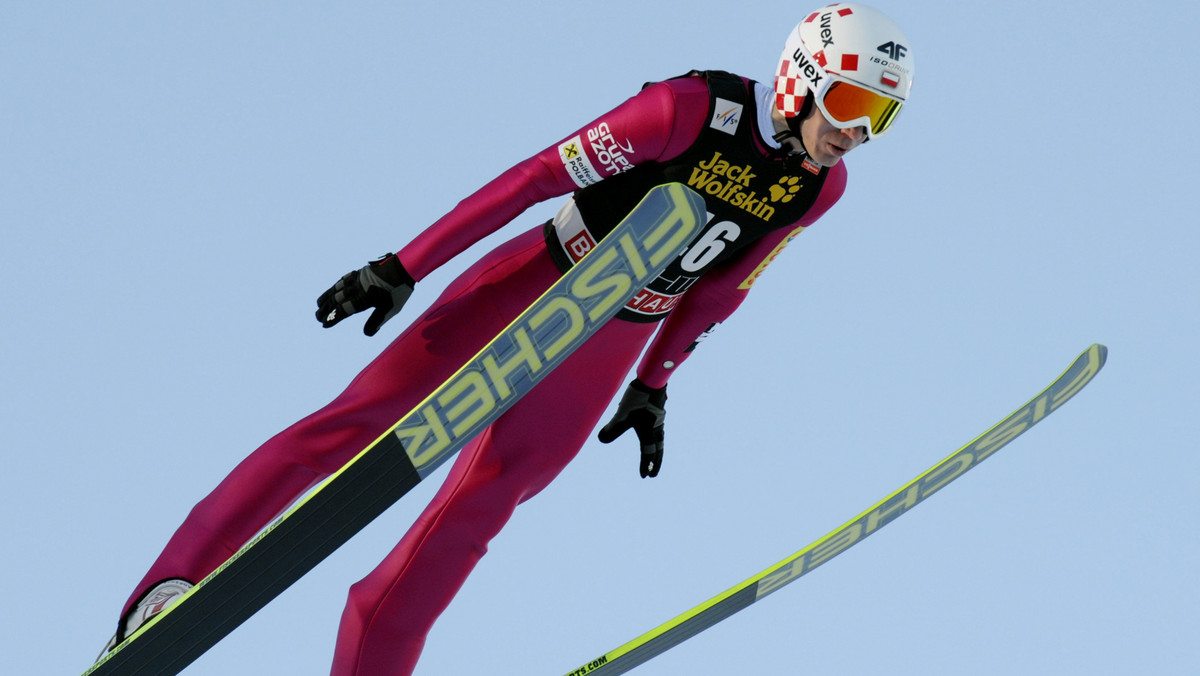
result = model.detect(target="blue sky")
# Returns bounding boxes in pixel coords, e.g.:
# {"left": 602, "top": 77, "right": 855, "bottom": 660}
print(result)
{"left": 3, "top": 1, "right": 1198, "bottom": 674}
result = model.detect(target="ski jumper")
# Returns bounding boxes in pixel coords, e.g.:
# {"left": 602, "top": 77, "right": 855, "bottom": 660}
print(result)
{"left": 120, "top": 71, "right": 847, "bottom": 675}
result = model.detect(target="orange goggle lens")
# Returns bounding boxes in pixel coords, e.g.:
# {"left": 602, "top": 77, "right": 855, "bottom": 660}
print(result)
{"left": 821, "top": 80, "right": 904, "bottom": 136}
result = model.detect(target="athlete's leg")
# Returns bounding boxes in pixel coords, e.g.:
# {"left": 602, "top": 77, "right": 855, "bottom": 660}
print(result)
{"left": 119, "top": 228, "right": 552, "bottom": 618}
{"left": 330, "top": 317, "right": 656, "bottom": 676}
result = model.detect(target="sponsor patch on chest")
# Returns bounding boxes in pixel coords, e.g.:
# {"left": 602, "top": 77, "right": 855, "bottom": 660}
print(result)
{"left": 709, "top": 98, "right": 744, "bottom": 135}
{"left": 687, "top": 151, "right": 808, "bottom": 222}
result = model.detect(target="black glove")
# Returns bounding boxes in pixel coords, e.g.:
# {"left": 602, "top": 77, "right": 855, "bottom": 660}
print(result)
{"left": 598, "top": 379, "right": 667, "bottom": 478}
{"left": 315, "top": 254, "right": 415, "bottom": 336}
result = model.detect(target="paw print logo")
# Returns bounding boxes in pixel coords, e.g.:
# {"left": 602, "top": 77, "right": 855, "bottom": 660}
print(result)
{"left": 769, "top": 176, "right": 801, "bottom": 203}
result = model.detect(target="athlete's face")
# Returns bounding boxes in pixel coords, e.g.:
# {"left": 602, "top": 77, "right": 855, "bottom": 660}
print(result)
{"left": 799, "top": 105, "right": 866, "bottom": 167}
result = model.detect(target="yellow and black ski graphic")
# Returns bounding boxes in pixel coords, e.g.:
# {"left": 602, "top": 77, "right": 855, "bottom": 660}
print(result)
{"left": 565, "top": 343, "right": 1107, "bottom": 676}
{"left": 85, "top": 183, "right": 704, "bottom": 676}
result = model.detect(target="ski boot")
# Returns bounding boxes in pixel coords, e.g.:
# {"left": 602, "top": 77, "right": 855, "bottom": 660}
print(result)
{"left": 96, "top": 578, "right": 193, "bottom": 660}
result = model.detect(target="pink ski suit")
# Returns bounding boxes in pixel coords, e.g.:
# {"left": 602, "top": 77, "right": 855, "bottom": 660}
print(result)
{"left": 120, "top": 71, "right": 847, "bottom": 674}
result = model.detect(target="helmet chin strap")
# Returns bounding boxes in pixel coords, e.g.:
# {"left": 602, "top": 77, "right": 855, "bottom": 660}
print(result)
{"left": 772, "top": 94, "right": 814, "bottom": 157}
{"left": 772, "top": 127, "right": 802, "bottom": 148}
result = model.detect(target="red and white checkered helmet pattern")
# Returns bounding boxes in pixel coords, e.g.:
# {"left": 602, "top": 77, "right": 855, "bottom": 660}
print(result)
{"left": 775, "top": 3, "right": 914, "bottom": 128}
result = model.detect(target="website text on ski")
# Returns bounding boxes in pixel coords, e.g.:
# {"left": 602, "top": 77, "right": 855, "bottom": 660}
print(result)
{"left": 91, "top": 4, "right": 922, "bottom": 675}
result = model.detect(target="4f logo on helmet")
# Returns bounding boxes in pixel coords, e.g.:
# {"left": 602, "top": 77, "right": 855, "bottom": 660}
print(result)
{"left": 876, "top": 41, "right": 908, "bottom": 60}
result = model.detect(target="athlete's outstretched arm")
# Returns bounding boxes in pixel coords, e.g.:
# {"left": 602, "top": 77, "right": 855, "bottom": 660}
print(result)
{"left": 315, "top": 78, "right": 710, "bottom": 335}
{"left": 395, "top": 78, "right": 710, "bottom": 281}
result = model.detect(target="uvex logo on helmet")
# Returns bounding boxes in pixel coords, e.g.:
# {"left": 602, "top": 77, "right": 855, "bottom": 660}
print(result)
{"left": 817, "top": 11, "right": 836, "bottom": 47}
{"left": 789, "top": 48, "right": 825, "bottom": 88}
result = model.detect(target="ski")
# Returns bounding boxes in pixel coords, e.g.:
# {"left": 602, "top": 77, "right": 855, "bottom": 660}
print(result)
{"left": 563, "top": 343, "right": 1107, "bottom": 676}
{"left": 86, "top": 182, "right": 705, "bottom": 676}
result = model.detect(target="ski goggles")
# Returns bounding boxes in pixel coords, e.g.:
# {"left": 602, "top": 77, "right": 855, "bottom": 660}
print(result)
{"left": 813, "top": 75, "right": 905, "bottom": 139}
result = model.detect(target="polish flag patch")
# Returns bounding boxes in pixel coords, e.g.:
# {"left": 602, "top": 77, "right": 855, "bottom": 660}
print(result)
{"left": 880, "top": 71, "right": 900, "bottom": 88}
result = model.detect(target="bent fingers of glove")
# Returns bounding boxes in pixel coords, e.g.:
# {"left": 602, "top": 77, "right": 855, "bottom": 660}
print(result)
{"left": 641, "top": 448, "right": 664, "bottom": 478}
{"left": 314, "top": 254, "right": 415, "bottom": 334}
{"left": 315, "top": 271, "right": 364, "bottom": 328}
{"left": 634, "top": 422, "right": 665, "bottom": 478}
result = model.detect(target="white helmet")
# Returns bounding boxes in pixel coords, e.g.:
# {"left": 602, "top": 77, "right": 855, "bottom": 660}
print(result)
{"left": 774, "top": 3, "right": 914, "bottom": 140}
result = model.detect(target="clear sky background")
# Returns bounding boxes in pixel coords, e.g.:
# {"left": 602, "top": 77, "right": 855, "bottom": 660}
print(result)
{"left": 3, "top": 1, "right": 1197, "bottom": 674}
